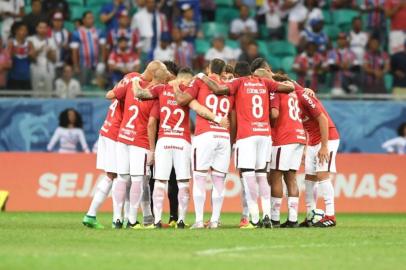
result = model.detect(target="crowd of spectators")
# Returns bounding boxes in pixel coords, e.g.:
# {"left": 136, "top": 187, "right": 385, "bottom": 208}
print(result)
{"left": 0, "top": 0, "right": 405, "bottom": 97}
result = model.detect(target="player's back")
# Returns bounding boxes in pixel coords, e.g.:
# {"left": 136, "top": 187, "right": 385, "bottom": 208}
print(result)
{"left": 99, "top": 99, "right": 124, "bottom": 140}
{"left": 271, "top": 92, "right": 306, "bottom": 146}
{"left": 192, "top": 76, "right": 233, "bottom": 136}
{"left": 230, "top": 76, "right": 271, "bottom": 140}
{"left": 154, "top": 84, "right": 191, "bottom": 142}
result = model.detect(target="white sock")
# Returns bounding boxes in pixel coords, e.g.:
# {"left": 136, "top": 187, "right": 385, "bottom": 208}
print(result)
{"left": 257, "top": 172, "right": 271, "bottom": 218}
{"left": 141, "top": 175, "right": 152, "bottom": 217}
{"left": 112, "top": 174, "right": 129, "bottom": 222}
{"left": 123, "top": 179, "right": 131, "bottom": 222}
{"left": 318, "top": 178, "right": 335, "bottom": 216}
{"left": 241, "top": 171, "right": 260, "bottom": 224}
{"left": 271, "top": 197, "right": 282, "bottom": 221}
{"left": 305, "top": 180, "right": 318, "bottom": 215}
{"left": 177, "top": 181, "right": 190, "bottom": 222}
{"left": 152, "top": 181, "right": 167, "bottom": 224}
{"left": 128, "top": 176, "right": 144, "bottom": 224}
{"left": 86, "top": 176, "right": 113, "bottom": 217}
{"left": 287, "top": 197, "right": 299, "bottom": 222}
{"left": 210, "top": 171, "right": 225, "bottom": 223}
{"left": 240, "top": 178, "right": 249, "bottom": 218}
{"left": 192, "top": 171, "right": 207, "bottom": 223}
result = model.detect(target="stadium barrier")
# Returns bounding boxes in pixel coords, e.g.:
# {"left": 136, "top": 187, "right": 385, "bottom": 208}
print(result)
{"left": 1, "top": 153, "right": 404, "bottom": 213}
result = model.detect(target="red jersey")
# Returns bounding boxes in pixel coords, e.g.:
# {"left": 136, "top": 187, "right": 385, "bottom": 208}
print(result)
{"left": 114, "top": 77, "right": 159, "bottom": 149}
{"left": 186, "top": 75, "right": 234, "bottom": 136}
{"left": 270, "top": 92, "right": 306, "bottom": 146}
{"left": 227, "top": 76, "right": 280, "bottom": 140}
{"left": 295, "top": 84, "right": 340, "bottom": 146}
{"left": 150, "top": 84, "right": 191, "bottom": 143}
{"left": 99, "top": 99, "right": 124, "bottom": 141}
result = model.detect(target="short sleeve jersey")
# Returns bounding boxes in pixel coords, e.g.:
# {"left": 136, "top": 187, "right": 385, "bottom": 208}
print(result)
{"left": 270, "top": 92, "right": 306, "bottom": 146}
{"left": 227, "top": 76, "right": 280, "bottom": 140}
{"left": 295, "top": 84, "right": 340, "bottom": 146}
{"left": 186, "top": 75, "right": 234, "bottom": 136}
{"left": 99, "top": 99, "right": 124, "bottom": 141}
{"left": 114, "top": 76, "right": 158, "bottom": 149}
{"left": 150, "top": 84, "right": 191, "bottom": 143}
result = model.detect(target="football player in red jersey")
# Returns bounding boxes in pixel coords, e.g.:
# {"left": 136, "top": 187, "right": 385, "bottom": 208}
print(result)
{"left": 133, "top": 67, "right": 229, "bottom": 228}
{"left": 82, "top": 98, "right": 124, "bottom": 229}
{"left": 271, "top": 72, "right": 340, "bottom": 227}
{"left": 105, "top": 60, "right": 167, "bottom": 228}
{"left": 173, "top": 59, "right": 235, "bottom": 229}
{"left": 199, "top": 61, "right": 294, "bottom": 228}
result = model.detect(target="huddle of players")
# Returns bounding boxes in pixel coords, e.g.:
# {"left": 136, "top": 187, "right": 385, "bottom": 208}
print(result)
{"left": 82, "top": 56, "right": 340, "bottom": 229}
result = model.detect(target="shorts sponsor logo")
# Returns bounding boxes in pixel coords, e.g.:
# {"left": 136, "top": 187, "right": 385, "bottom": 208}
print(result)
{"left": 163, "top": 145, "right": 184, "bottom": 150}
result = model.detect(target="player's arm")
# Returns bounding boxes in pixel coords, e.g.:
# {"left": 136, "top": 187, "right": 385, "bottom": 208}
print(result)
{"left": 303, "top": 87, "right": 316, "bottom": 97}
{"left": 105, "top": 90, "right": 116, "bottom": 99}
{"left": 197, "top": 73, "right": 230, "bottom": 95}
{"left": 173, "top": 82, "right": 194, "bottom": 106}
{"left": 270, "top": 108, "right": 279, "bottom": 127}
{"left": 188, "top": 100, "right": 229, "bottom": 129}
{"left": 230, "top": 109, "right": 237, "bottom": 145}
{"left": 147, "top": 116, "right": 158, "bottom": 164}
{"left": 132, "top": 79, "right": 154, "bottom": 99}
{"left": 275, "top": 80, "right": 295, "bottom": 93}
{"left": 316, "top": 113, "right": 329, "bottom": 165}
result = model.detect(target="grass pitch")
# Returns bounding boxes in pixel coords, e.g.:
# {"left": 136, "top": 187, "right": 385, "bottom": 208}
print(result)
{"left": 1, "top": 213, "right": 405, "bottom": 270}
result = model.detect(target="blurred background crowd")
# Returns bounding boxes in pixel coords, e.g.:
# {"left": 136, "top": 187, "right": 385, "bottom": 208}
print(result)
{"left": 0, "top": 0, "right": 405, "bottom": 98}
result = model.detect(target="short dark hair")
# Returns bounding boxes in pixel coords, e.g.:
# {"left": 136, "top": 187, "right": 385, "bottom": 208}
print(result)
{"left": 250, "top": 57, "right": 268, "bottom": 73}
{"left": 234, "top": 61, "right": 251, "bottom": 77}
{"left": 82, "top": 11, "right": 93, "bottom": 20}
{"left": 397, "top": 122, "right": 406, "bottom": 136}
{"left": 224, "top": 64, "right": 234, "bottom": 74}
{"left": 163, "top": 61, "right": 179, "bottom": 76}
{"left": 210, "top": 58, "right": 226, "bottom": 75}
{"left": 117, "top": 36, "right": 128, "bottom": 43}
{"left": 178, "top": 67, "right": 194, "bottom": 76}
{"left": 59, "top": 108, "right": 83, "bottom": 128}
{"left": 36, "top": 19, "right": 48, "bottom": 28}
{"left": 352, "top": 16, "right": 362, "bottom": 23}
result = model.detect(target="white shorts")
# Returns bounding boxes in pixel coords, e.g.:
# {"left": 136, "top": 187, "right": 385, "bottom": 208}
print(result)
{"left": 267, "top": 137, "right": 273, "bottom": 163}
{"left": 270, "top": 143, "right": 305, "bottom": 171}
{"left": 235, "top": 136, "right": 270, "bottom": 170}
{"left": 389, "top": 30, "right": 405, "bottom": 54}
{"left": 116, "top": 142, "right": 149, "bottom": 176}
{"left": 305, "top": 140, "right": 340, "bottom": 175}
{"left": 192, "top": 132, "right": 231, "bottom": 173}
{"left": 154, "top": 137, "right": 191, "bottom": 181}
{"left": 96, "top": 135, "right": 117, "bottom": 173}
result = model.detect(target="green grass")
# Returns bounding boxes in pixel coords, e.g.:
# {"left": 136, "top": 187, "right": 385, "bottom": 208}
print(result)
{"left": 1, "top": 213, "right": 405, "bottom": 270}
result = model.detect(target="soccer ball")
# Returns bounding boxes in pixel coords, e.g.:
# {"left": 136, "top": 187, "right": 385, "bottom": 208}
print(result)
{"left": 307, "top": 209, "right": 325, "bottom": 224}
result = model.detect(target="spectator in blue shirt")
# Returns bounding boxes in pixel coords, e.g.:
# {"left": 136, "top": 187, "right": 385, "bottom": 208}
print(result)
{"left": 299, "top": 18, "right": 329, "bottom": 54}
{"left": 177, "top": 4, "right": 202, "bottom": 44}
{"left": 100, "top": 0, "right": 127, "bottom": 32}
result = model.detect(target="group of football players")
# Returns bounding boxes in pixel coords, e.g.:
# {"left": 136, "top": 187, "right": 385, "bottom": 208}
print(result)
{"left": 82, "top": 57, "right": 340, "bottom": 230}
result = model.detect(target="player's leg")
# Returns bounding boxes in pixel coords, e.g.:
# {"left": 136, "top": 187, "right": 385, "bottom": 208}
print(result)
{"left": 191, "top": 134, "right": 213, "bottom": 228}
{"left": 83, "top": 136, "right": 115, "bottom": 229}
{"left": 313, "top": 140, "right": 340, "bottom": 227}
{"left": 301, "top": 144, "right": 319, "bottom": 227}
{"left": 281, "top": 144, "right": 303, "bottom": 228}
{"left": 208, "top": 138, "right": 231, "bottom": 229}
{"left": 173, "top": 139, "right": 192, "bottom": 229}
{"left": 141, "top": 166, "right": 154, "bottom": 226}
{"left": 239, "top": 177, "right": 250, "bottom": 227}
{"left": 167, "top": 167, "right": 179, "bottom": 226}
{"left": 152, "top": 138, "right": 173, "bottom": 227}
{"left": 256, "top": 136, "right": 272, "bottom": 227}
{"left": 269, "top": 169, "right": 283, "bottom": 227}
{"left": 112, "top": 142, "right": 131, "bottom": 228}
{"left": 237, "top": 137, "right": 261, "bottom": 228}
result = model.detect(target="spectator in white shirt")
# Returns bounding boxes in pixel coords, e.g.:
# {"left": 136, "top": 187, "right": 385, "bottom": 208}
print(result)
{"left": 258, "top": 0, "right": 286, "bottom": 40}
{"left": 230, "top": 4, "right": 258, "bottom": 40}
{"left": 153, "top": 34, "right": 174, "bottom": 62}
{"left": 47, "top": 108, "right": 89, "bottom": 153}
{"left": 204, "top": 36, "right": 237, "bottom": 65}
{"left": 349, "top": 17, "right": 369, "bottom": 65}
{"left": 285, "top": 0, "right": 308, "bottom": 46}
{"left": 382, "top": 123, "right": 406, "bottom": 154}
{"left": 27, "top": 20, "right": 57, "bottom": 94}
{"left": 0, "top": 0, "right": 24, "bottom": 42}
{"left": 131, "top": 0, "right": 169, "bottom": 59}
{"left": 55, "top": 65, "right": 82, "bottom": 98}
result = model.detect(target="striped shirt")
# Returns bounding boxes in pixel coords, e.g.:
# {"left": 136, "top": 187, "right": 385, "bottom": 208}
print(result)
{"left": 363, "top": 0, "right": 386, "bottom": 28}
{"left": 107, "top": 27, "right": 139, "bottom": 51}
{"left": 171, "top": 41, "right": 195, "bottom": 68}
{"left": 70, "top": 26, "right": 106, "bottom": 68}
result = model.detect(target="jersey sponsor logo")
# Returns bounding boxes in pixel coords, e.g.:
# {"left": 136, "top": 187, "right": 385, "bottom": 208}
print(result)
{"left": 246, "top": 88, "right": 266, "bottom": 94}
{"left": 243, "top": 82, "right": 264, "bottom": 87}
{"left": 302, "top": 94, "right": 316, "bottom": 109}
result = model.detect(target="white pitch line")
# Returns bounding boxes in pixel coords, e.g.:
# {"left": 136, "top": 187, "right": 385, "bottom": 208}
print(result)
{"left": 196, "top": 242, "right": 405, "bottom": 256}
